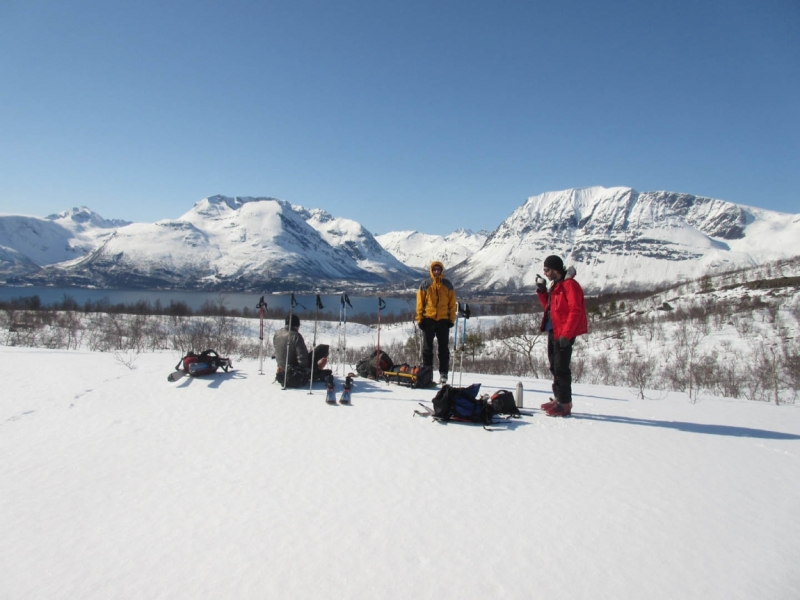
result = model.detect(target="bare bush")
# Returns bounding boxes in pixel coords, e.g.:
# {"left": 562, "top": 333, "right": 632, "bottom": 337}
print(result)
{"left": 781, "top": 339, "right": 800, "bottom": 402}
{"left": 625, "top": 351, "right": 658, "bottom": 399}
{"left": 487, "top": 314, "right": 544, "bottom": 378}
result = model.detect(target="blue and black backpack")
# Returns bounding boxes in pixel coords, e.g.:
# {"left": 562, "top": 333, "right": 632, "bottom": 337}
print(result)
{"left": 431, "top": 383, "right": 492, "bottom": 425}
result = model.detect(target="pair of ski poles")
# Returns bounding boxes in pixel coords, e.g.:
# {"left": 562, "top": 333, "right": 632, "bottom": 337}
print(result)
{"left": 308, "top": 292, "right": 353, "bottom": 393}
{"left": 452, "top": 303, "right": 470, "bottom": 386}
{"left": 336, "top": 293, "right": 353, "bottom": 375}
{"left": 257, "top": 296, "right": 267, "bottom": 375}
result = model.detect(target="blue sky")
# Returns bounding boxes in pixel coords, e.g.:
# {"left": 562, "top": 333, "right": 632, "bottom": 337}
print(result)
{"left": 1, "top": 0, "right": 798, "bottom": 236}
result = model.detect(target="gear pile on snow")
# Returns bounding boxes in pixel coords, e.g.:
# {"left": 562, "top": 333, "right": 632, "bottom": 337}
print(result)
{"left": 382, "top": 363, "right": 434, "bottom": 388}
{"left": 168, "top": 349, "right": 233, "bottom": 382}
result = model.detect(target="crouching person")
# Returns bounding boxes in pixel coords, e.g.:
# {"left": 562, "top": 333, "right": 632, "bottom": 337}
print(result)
{"left": 273, "top": 314, "right": 331, "bottom": 387}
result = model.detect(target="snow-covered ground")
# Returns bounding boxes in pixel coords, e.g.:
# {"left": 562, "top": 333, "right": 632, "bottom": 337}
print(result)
{"left": 2, "top": 344, "right": 799, "bottom": 599}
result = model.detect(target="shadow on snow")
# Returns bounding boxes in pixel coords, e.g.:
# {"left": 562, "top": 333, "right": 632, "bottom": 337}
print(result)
{"left": 573, "top": 413, "right": 800, "bottom": 440}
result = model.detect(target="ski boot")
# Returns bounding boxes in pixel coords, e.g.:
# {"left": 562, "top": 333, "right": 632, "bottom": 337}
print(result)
{"left": 545, "top": 402, "right": 572, "bottom": 417}
{"left": 541, "top": 398, "right": 557, "bottom": 411}
{"left": 340, "top": 374, "right": 353, "bottom": 404}
{"left": 325, "top": 374, "right": 337, "bottom": 404}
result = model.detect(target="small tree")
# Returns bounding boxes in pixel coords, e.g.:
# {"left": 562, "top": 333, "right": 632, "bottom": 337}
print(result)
{"left": 463, "top": 332, "right": 485, "bottom": 362}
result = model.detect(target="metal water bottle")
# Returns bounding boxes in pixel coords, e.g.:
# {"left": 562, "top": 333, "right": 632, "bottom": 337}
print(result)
{"left": 516, "top": 381, "right": 524, "bottom": 408}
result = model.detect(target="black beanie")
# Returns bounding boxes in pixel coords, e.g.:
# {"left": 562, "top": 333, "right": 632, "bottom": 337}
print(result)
{"left": 285, "top": 314, "right": 300, "bottom": 328}
{"left": 543, "top": 255, "right": 565, "bottom": 274}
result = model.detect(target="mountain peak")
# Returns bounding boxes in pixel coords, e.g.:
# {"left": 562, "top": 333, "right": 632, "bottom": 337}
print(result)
{"left": 452, "top": 187, "right": 799, "bottom": 294}
{"left": 46, "top": 206, "right": 130, "bottom": 229}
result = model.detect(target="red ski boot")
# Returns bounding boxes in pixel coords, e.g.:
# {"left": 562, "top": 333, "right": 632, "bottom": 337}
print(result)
{"left": 540, "top": 398, "right": 557, "bottom": 411}
{"left": 545, "top": 402, "right": 572, "bottom": 417}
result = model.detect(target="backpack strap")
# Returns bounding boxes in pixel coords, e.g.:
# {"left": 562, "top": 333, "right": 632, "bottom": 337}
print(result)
{"left": 175, "top": 351, "right": 196, "bottom": 371}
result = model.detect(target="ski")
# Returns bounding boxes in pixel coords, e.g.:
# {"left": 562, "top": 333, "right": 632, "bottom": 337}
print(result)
{"left": 325, "top": 374, "right": 337, "bottom": 404}
{"left": 339, "top": 374, "right": 354, "bottom": 404}
{"left": 167, "top": 370, "right": 186, "bottom": 382}
{"left": 413, "top": 402, "right": 433, "bottom": 417}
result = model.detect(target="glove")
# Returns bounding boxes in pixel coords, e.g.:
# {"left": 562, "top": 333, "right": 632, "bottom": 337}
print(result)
{"left": 448, "top": 320, "right": 455, "bottom": 329}
{"left": 535, "top": 275, "right": 547, "bottom": 293}
{"left": 558, "top": 337, "right": 572, "bottom": 349}
{"left": 417, "top": 319, "right": 429, "bottom": 331}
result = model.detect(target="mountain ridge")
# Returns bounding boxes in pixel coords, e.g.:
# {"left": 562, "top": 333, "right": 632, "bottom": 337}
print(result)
{"left": 1, "top": 187, "right": 798, "bottom": 295}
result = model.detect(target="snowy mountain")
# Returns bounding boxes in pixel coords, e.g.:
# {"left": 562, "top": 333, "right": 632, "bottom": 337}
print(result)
{"left": 2, "top": 188, "right": 799, "bottom": 295}
{"left": 295, "top": 206, "right": 414, "bottom": 278}
{"left": 375, "top": 228, "right": 488, "bottom": 272}
{"left": 47, "top": 206, "right": 131, "bottom": 232}
{"left": 1, "top": 196, "right": 418, "bottom": 291}
{"left": 450, "top": 186, "right": 800, "bottom": 295}
{"left": 0, "top": 207, "right": 125, "bottom": 276}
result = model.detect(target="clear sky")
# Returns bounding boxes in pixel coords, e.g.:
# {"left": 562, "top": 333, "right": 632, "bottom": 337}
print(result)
{"left": 1, "top": 0, "right": 798, "bottom": 236}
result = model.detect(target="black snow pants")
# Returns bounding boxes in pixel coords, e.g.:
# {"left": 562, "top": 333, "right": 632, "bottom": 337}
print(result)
{"left": 547, "top": 330, "right": 575, "bottom": 404}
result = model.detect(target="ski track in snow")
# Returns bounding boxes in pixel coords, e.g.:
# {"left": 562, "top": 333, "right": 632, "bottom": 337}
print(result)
{"left": 1, "top": 347, "right": 799, "bottom": 600}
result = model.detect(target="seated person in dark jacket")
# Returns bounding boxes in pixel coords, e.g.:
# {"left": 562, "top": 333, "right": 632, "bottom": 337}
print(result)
{"left": 273, "top": 314, "right": 330, "bottom": 387}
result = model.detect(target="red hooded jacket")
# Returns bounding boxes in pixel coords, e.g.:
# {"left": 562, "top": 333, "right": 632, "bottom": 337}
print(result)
{"left": 536, "top": 275, "right": 588, "bottom": 339}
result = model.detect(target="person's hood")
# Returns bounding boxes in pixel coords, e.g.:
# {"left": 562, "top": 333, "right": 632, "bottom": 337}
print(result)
{"left": 429, "top": 261, "right": 445, "bottom": 279}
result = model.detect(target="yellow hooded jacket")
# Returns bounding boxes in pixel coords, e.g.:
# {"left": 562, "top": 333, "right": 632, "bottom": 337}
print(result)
{"left": 416, "top": 261, "right": 457, "bottom": 325}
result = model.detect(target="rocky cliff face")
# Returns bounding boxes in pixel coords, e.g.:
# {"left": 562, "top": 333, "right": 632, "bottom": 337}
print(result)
{"left": 450, "top": 187, "right": 798, "bottom": 295}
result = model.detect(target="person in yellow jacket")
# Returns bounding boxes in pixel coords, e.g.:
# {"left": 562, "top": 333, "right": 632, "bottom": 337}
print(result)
{"left": 416, "top": 260, "right": 457, "bottom": 384}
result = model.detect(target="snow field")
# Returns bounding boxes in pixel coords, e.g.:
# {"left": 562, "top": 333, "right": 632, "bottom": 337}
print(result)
{"left": 1, "top": 346, "right": 799, "bottom": 599}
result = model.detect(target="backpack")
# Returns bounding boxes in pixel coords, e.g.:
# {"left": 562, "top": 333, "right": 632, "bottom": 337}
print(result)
{"left": 413, "top": 364, "right": 433, "bottom": 388}
{"left": 490, "top": 390, "right": 521, "bottom": 418}
{"left": 383, "top": 363, "right": 434, "bottom": 388}
{"left": 355, "top": 350, "right": 393, "bottom": 379}
{"left": 431, "top": 383, "right": 492, "bottom": 425}
{"left": 176, "top": 349, "right": 232, "bottom": 377}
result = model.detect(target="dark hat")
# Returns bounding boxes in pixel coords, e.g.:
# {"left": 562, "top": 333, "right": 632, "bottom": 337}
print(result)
{"left": 543, "top": 255, "right": 565, "bottom": 274}
{"left": 285, "top": 314, "right": 300, "bottom": 328}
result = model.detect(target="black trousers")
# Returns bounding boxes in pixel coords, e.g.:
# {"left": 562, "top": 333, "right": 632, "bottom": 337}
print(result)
{"left": 278, "top": 344, "right": 330, "bottom": 388}
{"left": 547, "top": 331, "right": 574, "bottom": 404}
{"left": 422, "top": 320, "right": 451, "bottom": 374}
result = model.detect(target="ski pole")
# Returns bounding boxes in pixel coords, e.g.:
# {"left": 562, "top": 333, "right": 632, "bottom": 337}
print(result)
{"left": 282, "top": 293, "right": 299, "bottom": 390}
{"left": 413, "top": 311, "right": 422, "bottom": 365}
{"left": 336, "top": 295, "right": 344, "bottom": 375}
{"left": 341, "top": 292, "right": 352, "bottom": 374}
{"left": 308, "top": 294, "right": 323, "bottom": 394}
{"left": 376, "top": 297, "right": 387, "bottom": 379}
{"left": 453, "top": 308, "right": 460, "bottom": 353}
{"left": 256, "top": 295, "right": 267, "bottom": 375}
{"left": 458, "top": 303, "right": 470, "bottom": 386}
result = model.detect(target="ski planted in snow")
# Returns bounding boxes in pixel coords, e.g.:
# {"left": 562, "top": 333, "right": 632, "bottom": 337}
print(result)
{"left": 325, "top": 374, "right": 337, "bottom": 404}
{"left": 339, "top": 374, "right": 354, "bottom": 404}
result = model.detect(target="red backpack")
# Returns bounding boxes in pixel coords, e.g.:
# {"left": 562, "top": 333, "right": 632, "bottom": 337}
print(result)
{"left": 177, "top": 349, "right": 232, "bottom": 377}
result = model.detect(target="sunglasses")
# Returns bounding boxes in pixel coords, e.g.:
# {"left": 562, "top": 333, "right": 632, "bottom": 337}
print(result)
{"left": 432, "top": 267, "right": 443, "bottom": 271}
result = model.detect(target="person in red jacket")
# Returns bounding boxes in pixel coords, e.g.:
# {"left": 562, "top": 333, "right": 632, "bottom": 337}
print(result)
{"left": 535, "top": 255, "right": 588, "bottom": 417}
